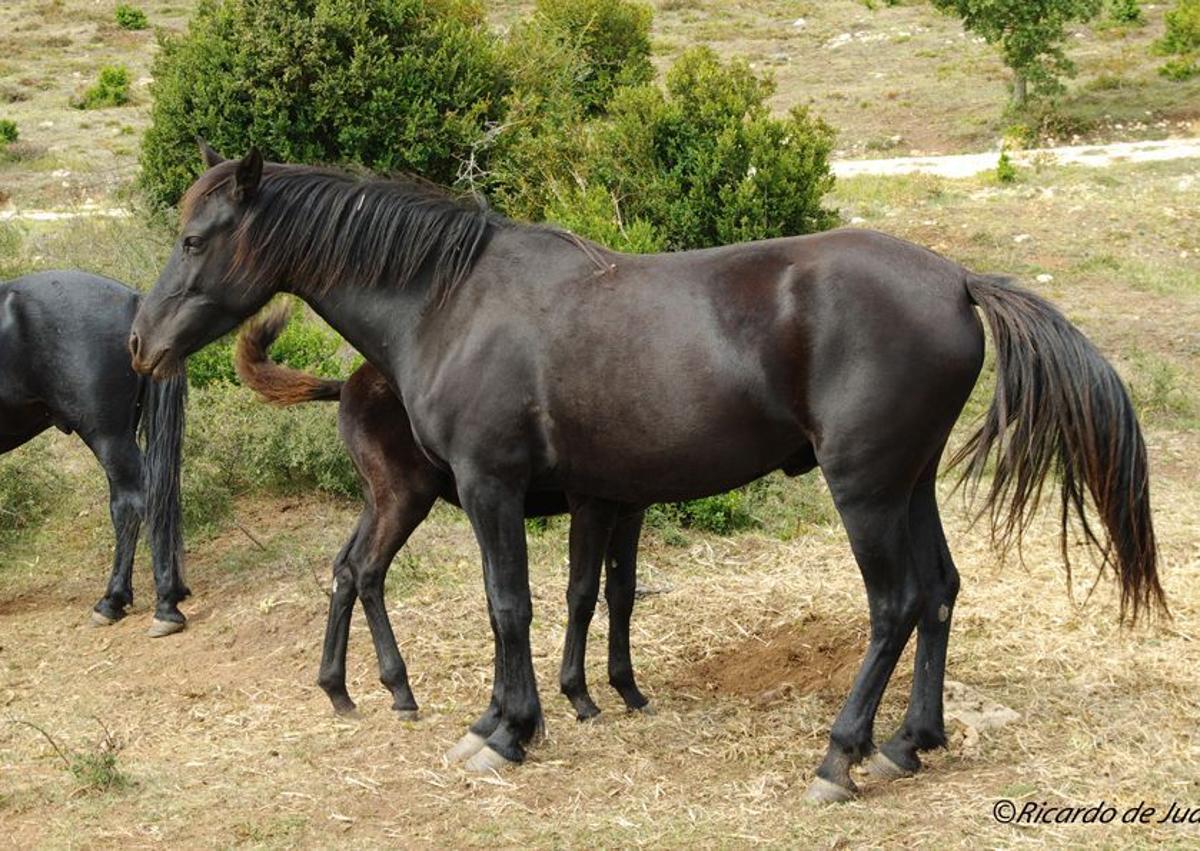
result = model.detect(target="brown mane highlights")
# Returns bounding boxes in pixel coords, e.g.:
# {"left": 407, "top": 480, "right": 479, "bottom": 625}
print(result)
{"left": 184, "top": 162, "right": 500, "bottom": 306}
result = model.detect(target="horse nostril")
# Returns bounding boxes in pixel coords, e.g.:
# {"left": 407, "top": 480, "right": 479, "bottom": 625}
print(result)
{"left": 128, "top": 332, "right": 141, "bottom": 358}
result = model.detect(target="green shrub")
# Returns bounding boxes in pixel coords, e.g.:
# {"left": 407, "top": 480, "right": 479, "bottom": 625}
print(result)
{"left": 1107, "top": 0, "right": 1142, "bottom": 23}
{"left": 0, "top": 119, "right": 17, "bottom": 147}
{"left": 546, "top": 47, "right": 837, "bottom": 252}
{"left": 115, "top": 3, "right": 149, "bottom": 29}
{"left": 77, "top": 65, "right": 131, "bottom": 109}
{"left": 1157, "top": 0, "right": 1200, "bottom": 54}
{"left": 1159, "top": 56, "right": 1200, "bottom": 78}
{"left": 140, "top": 0, "right": 506, "bottom": 208}
{"left": 996, "top": 149, "right": 1018, "bottom": 182}
{"left": 525, "top": 0, "right": 653, "bottom": 113}
{"left": 1155, "top": 0, "right": 1199, "bottom": 77}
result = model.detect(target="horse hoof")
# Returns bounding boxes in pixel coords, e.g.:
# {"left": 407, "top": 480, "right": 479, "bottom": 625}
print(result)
{"left": 867, "top": 751, "right": 914, "bottom": 781}
{"left": 443, "top": 731, "right": 487, "bottom": 765}
{"left": 805, "top": 776, "right": 857, "bottom": 804}
{"left": 632, "top": 702, "right": 656, "bottom": 717}
{"left": 147, "top": 617, "right": 186, "bottom": 638}
{"left": 465, "top": 746, "right": 517, "bottom": 775}
{"left": 90, "top": 610, "right": 118, "bottom": 627}
{"left": 394, "top": 708, "right": 420, "bottom": 722}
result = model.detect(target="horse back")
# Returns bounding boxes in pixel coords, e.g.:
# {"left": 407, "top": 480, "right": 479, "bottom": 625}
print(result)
{"left": 0, "top": 271, "right": 144, "bottom": 439}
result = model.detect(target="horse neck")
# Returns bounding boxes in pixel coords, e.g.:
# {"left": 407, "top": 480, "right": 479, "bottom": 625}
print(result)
{"left": 291, "top": 280, "right": 422, "bottom": 376}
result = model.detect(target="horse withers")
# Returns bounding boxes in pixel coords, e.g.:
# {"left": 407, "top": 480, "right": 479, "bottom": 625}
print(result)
{"left": 234, "top": 307, "right": 650, "bottom": 725}
{"left": 1, "top": 270, "right": 188, "bottom": 635}
{"left": 131, "top": 147, "right": 1164, "bottom": 799}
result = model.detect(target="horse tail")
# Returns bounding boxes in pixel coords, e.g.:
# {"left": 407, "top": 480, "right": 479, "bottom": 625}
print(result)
{"left": 140, "top": 369, "right": 189, "bottom": 601}
{"left": 949, "top": 273, "right": 1165, "bottom": 622}
{"left": 234, "top": 304, "right": 344, "bottom": 406}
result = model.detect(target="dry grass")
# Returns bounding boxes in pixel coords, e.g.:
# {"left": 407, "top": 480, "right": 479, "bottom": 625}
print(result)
{"left": 0, "top": 467, "right": 1196, "bottom": 847}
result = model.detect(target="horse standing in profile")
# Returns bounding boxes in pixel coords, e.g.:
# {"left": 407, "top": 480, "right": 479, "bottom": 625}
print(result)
{"left": 130, "top": 146, "right": 1163, "bottom": 801}
{"left": 1, "top": 270, "right": 189, "bottom": 635}
{"left": 233, "top": 308, "right": 650, "bottom": 725}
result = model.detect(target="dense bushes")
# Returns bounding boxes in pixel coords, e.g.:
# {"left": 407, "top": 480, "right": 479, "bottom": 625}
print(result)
{"left": 141, "top": 0, "right": 506, "bottom": 207}
{"left": 524, "top": 0, "right": 653, "bottom": 113}
{"left": 559, "top": 48, "right": 837, "bottom": 250}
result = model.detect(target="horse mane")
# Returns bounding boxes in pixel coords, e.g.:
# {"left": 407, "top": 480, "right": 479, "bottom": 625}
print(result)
{"left": 181, "top": 161, "right": 504, "bottom": 306}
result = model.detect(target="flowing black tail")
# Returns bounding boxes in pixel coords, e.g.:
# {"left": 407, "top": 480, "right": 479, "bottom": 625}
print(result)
{"left": 140, "top": 372, "right": 189, "bottom": 603}
{"left": 950, "top": 273, "right": 1165, "bottom": 621}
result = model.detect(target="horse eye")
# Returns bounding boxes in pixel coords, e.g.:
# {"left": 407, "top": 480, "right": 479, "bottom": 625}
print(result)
{"left": 182, "top": 236, "right": 204, "bottom": 254}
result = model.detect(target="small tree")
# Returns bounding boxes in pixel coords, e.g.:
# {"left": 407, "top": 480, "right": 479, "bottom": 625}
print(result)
{"left": 931, "top": 0, "right": 1104, "bottom": 106}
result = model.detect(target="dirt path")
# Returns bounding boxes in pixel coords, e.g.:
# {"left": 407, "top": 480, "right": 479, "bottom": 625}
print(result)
{"left": 3, "top": 137, "right": 1198, "bottom": 223}
{"left": 832, "top": 136, "right": 1200, "bottom": 178}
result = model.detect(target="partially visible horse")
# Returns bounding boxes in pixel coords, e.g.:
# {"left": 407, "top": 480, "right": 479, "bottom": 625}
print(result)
{"left": 131, "top": 147, "right": 1164, "bottom": 800}
{"left": 1, "top": 271, "right": 189, "bottom": 635}
{"left": 233, "top": 307, "right": 650, "bottom": 725}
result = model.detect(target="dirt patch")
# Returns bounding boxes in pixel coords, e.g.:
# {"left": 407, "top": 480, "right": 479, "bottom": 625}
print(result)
{"left": 672, "top": 614, "right": 869, "bottom": 704}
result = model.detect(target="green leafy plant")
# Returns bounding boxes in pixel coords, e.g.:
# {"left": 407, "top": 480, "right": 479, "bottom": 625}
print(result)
{"left": 996, "top": 149, "right": 1018, "bottom": 182}
{"left": 541, "top": 47, "right": 838, "bottom": 252}
{"left": 1107, "top": 0, "right": 1142, "bottom": 23}
{"left": 77, "top": 65, "right": 131, "bottom": 109}
{"left": 114, "top": 3, "right": 148, "bottom": 29}
{"left": 0, "top": 119, "right": 17, "bottom": 147}
{"left": 931, "top": 0, "right": 1104, "bottom": 105}
{"left": 524, "top": 0, "right": 653, "bottom": 113}
{"left": 1154, "top": 0, "right": 1199, "bottom": 79}
{"left": 140, "top": 0, "right": 506, "bottom": 207}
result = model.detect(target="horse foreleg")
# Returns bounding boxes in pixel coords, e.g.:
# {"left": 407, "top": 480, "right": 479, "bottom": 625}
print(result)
{"left": 454, "top": 472, "right": 541, "bottom": 773}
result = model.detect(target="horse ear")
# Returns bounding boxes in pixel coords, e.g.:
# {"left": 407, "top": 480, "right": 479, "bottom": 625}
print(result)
{"left": 232, "top": 147, "right": 263, "bottom": 203}
{"left": 196, "top": 136, "right": 224, "bottom": 169}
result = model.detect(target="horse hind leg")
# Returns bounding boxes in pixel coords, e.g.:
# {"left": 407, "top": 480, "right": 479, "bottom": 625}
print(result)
{"left": 806, "top": 477, "right": 922, "bottom": 803}
{"left": 605, "top": 511, "right": 650, "bottom": 713}
{"left": 316, "top": 522, "right": 363, "bottom": 715}
{"left": 559, "top": 497, "right": 620, "bottom": 720}
{"left": 869, "top": 472, "right": 960, "bottom": 781}
{"left": 352, "top": 489, "right": 435, "bottom": 720}
{"left": 88, "top": 434, "right": 144, "bottom": 627}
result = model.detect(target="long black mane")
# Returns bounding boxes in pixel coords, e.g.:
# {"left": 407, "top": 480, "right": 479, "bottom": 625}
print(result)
{"left": 184, "top": 163, "right": 505, "bottom": 305}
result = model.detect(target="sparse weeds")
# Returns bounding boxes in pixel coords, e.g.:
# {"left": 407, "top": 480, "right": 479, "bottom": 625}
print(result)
{"left": 11, "top": 718, "right": 131, "bottom": 794}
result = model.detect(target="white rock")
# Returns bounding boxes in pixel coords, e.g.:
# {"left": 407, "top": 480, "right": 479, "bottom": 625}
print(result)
{"left": 1013, "top": 234, "right": 1032, "bottom": 244}
{"left": 1036, "top": 274, "right": 1054, "bottom": 284}
{"left": 792, "top": 17, "right": 807, "bottom": 28}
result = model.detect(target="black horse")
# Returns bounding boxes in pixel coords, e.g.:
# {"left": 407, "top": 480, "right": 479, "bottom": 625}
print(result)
{"left": 130, "top": 147, "right": 1163, "bottom": 800}
{"left": 233, "top": 307, "right": 649, "bottom": 726}
{"left": 1, "top": 270, "right": 189, "bottom": 635}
